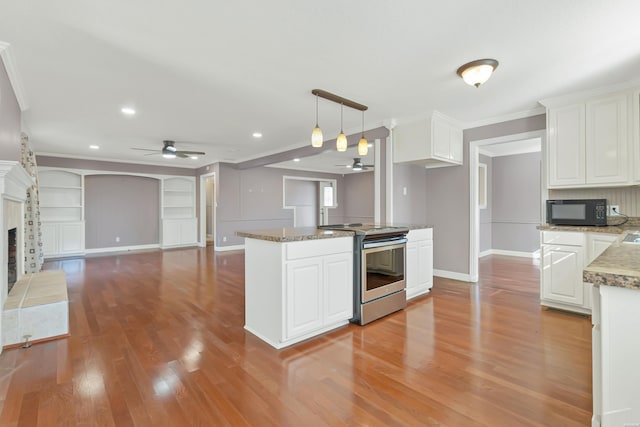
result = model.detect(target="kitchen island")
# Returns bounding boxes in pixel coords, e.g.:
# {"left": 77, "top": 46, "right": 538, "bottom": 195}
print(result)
{"left": 237, "top": 227, "right": 354, "bottom": 349}
{"left": 583, "top": 233, "right": 640, "bottom": 427}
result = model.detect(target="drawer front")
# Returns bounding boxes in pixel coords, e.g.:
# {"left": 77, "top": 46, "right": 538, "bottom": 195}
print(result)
{"left": 408, "top": 228, "right": 433, "bottom": 242}
{"left": 285, "top": 237, "right": 352, "bottom": 261}
{"left": 542, "top": 231, "right": 585, "bottom": 246}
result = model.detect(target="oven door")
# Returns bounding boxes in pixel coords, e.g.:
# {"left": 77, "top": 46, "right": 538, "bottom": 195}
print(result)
{"left": 361, "top": 239, "right": 406, "bottom": 303}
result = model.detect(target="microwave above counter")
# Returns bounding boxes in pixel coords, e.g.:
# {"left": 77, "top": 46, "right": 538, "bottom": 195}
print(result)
{"left": 546, "top": 199, "right": 607, "bottom": 227}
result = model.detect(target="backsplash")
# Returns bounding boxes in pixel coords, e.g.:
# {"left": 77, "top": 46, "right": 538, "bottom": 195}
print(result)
{"left": 549, "top": 186, "right": 640, "bottom": 216}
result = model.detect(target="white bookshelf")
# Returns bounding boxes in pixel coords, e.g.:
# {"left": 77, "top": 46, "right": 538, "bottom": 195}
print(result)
{"left": 161, "top": 177, "right": 196, "bottom": 247}
{"left": 38, "top": 169, "right": 85, "bottom": 257}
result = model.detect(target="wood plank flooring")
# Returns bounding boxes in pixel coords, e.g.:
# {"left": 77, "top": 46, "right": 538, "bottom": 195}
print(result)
{"left": 0, "top": 250, "right": 592, "bottom": 426}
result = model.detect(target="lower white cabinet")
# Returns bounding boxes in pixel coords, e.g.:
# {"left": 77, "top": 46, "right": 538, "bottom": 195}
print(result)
{"left": 244, "top": 236, "right": 353, "bottom": 349}
{"left": 406, "top": 228, "right": 433, "bottom": 300}
{"left": 42, "top": 221, "right": 85, "bottom": 258}
{"left": 161, "top": 218, "right": 197, "bottom": 247}
{"left": 592, "top": 284, "right": 640, "bottom": 426}
{"left": 540, "top": 230, "right": 618, "bottom": 314}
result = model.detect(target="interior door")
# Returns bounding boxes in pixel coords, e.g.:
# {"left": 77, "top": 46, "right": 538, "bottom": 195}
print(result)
{"left": 318, "top": 181, "right": 335, "bottom": 226}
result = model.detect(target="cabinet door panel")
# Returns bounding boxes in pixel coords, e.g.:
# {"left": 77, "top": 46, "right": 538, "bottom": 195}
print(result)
{"left": 405, "top": 242, "right": 418, "bottom": 294}
{"left": 41, "top": 223, "right": 59, "bottom": 256}
{"left": 286, "top": 259, "right": 323, "bottom": 339}
{"left": 449, "top": 127, "right": 463, "bottom": 163}
{"left": 163, "top": 221, "right": 181, "bottom": 246}
{"left": 59, "top": 223, "right": 84, "bottom": 253}
{"left": 432, "top": 118, "right": 451, "bottom": 160}
{"left": 586, "top": 94, "right": 628, "bottom": 184}
{"left": 548, "top": 104, "right": 585, "bottom": 186}
{"left": 323, "top": 254, "right": 353, "bottom": 324}
{"left": 542, "top": 244, "right": 584, "bottom": 305}
{"left": 418, "top": 239, "right": 434, "bottom": 290}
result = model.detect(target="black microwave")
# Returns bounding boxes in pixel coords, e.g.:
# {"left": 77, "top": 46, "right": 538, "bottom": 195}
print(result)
{"left": 546, "top": 199, "right": 607, "bottom": 227}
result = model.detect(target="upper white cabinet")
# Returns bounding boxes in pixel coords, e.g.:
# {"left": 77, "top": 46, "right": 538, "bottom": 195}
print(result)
{"left": 161, "top": 177, "right": 197, "bottom": 248}
{"left": 393, "top": 112, "right": 463, "bottom": 168}
{"left": 545, "top": 91, "right": 631, "bottom": 188}
{"left": 39, "top": 169, "right": 85, "bottom": 258}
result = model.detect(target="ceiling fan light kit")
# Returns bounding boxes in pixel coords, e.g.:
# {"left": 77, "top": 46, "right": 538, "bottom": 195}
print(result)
{"left": 311, "top": 89, "right": 368, "bottom": 152}
{"left": 456, "top": 58, "right": 499, "bottom": 87}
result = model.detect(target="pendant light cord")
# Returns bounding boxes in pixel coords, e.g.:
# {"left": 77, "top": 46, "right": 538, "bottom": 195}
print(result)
{"left": 340, "top": 102, "right": 344, "bottom": 132}
{"left": 315, "top": 93, "right": 319, "bottom": 126}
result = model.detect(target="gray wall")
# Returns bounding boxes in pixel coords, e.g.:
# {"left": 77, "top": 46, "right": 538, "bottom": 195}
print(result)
{"left": 340, "top": 171, "right": 375, "bottom": 224}
{"left": 85, "top": 175, "right": 160, "bottom": 249}
{"left": 216, "top": 164, "right": 346, "bottom": 247}
{"left": 491, "top": 152, "right": 541, "bottom": 253}
{"left": 479, "top": 155, "right": 492, "bottom": 253}
{"left": 205, "top": 177, "right": 214, "bottom": 236}
{"left": 284, "top": 179, "right": 318, "bottom": 227}
{"left": 424, "top": 114, "right": 546, "bottom": 275}
{"left": 0, "top": 61, "right": 21, "bottom": 161}
{"left": 393, "top": 163, "right": 428, "bottom": 224}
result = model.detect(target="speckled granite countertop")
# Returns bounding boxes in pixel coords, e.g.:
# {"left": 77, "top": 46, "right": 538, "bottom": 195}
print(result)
{"left": 584, "top": 236, "right": 640, "bottom": 289}
{"left": 538, "top": 218, "right": 640, "bottom": 234}
{"left": 237, "top": 227, "right": 354, "bottom": 242}
{"left": 394, "top": 224, "right": 433, "bottom": 230}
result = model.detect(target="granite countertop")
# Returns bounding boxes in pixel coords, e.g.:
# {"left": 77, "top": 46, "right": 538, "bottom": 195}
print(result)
{"left": 584, "top": 235, "right": 640, "bottom": 289}
{"left": 237, "top": 227, "right": 354, "bottom": 242}
{"left": 537, "top": 224, "right": 626, "bottom": 234}
{"left": 394, "top": 224, "right": 434, "bottom": 230}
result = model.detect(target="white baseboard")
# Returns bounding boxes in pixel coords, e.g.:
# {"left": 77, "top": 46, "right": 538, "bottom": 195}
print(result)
{"left": 433, "top": 269, "right": 473, "bottom": 282}
{"left": 480, "top": 249, "right": 540, "bottom": 259}
{"left": 85, "top": 244, "right": 160, "bottom": 255}
{"left": 214, "top": 244, "right": 245, "bottom": 252}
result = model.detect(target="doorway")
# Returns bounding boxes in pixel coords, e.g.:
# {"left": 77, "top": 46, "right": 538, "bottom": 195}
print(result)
{"left": 283, "top": 176, "right": 337, "bottom": 227}
{"left": 199, "top": 172, "right": 216, "bottom": 248}
{"left": 469, "top": 130, "right": 547, "bottom": 282}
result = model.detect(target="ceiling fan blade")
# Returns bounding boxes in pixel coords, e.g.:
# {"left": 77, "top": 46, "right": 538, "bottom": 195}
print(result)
{"left": 143, "top": 152, "right": 161, "bottom": 156}
{"left": 176, "top": 150, "right": 206, "bottom": 156}
{"left": 131, "top": 147, "right": 159, "bottom": 152}
{"left": 176, "top": 152, "right": 190, "bottom": 158}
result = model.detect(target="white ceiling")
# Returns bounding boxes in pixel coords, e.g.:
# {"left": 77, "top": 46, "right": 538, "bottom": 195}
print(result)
{"left": 1, "top": 1, "right": 640, "bottom": 169}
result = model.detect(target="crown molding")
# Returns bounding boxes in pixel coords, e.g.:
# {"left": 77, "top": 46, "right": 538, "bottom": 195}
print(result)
{"left": 462, "top": 107, "right": 546, "bottom": 130}
{"left": 0, "top": 41, "right": 29, "bottom": 111}
{"left": 539, "top": 79, "right": 640, "bottom": 108}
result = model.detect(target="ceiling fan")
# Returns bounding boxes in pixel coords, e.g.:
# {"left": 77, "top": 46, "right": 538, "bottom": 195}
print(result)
{"left": 131, "top": 140, "right": 205, "bottom": 159}
{"left": 336, "top": 158, "right": 374, "bottom": 171}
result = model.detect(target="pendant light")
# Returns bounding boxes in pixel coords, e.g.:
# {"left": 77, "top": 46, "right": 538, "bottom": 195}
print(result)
{"left": 336, "top": 103, "right": 347, "bottom": 152}
{"left": 357, "top": 110, "right": 368, "bottom": 156}
{"left": 311, "top": 93, "right": 323, "bottom": 148}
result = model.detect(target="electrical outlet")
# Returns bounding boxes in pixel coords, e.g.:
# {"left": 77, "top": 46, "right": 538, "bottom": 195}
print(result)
{"left": 222, "top": 236, "right": 227, "bottom": 242}
{"left": 608, "top": 205, "right": 621, "bottom": 216}
{"left": 115, "top": 236, "right": 120, "bottom": 242}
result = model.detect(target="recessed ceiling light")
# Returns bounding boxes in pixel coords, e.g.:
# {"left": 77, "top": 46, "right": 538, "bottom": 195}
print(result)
{"left": 346, "top": 165, "right": 352, "bottom": 168}
{"left": 293, "top": 158, "right": 300, "bottom": 162}
{"left": 252, "top": 132, "right": 262, "bottom": 138}
{"left": 368, "top": 143, "right": 373, "bottom": 147}
{"left": 89, "top": 145, "right": 99, "bottom": 150}
{"left": 121, "top": 107, "right": 136, "bottom": 116}
{"left": 190, "top": 156, "right": 199, "bottom": 160}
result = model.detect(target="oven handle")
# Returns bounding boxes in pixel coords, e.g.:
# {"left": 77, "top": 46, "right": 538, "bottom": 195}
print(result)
{"left": 362, "top": 237, "right": 407, "bottom": 249}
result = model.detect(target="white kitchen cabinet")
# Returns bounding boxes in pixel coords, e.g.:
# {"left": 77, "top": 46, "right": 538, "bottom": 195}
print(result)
{"left": 540, "top": 230, "right": 619, "bottom": 314}
{"left": 244, "top": 236, "right": 353, "bottom": 349}
{"left": 545, "top": 92, "right": 631, "bottom": 188}
{"left": 406, "top": 228, "right": 433, "bottom": 300}
{"left": 393, "top": 112, "right": 463, "bottom": 168}
{"left": 592, "top": 284, "right": 640, "bottom": 426}
{"left": 41, "top": 222, "right": 85, "bottom": 258}
{"left": 585, "top": 94, "right": 629, "bottom": 184}
{"left": 547, "top": 104, "right": 586, "bottom": 187}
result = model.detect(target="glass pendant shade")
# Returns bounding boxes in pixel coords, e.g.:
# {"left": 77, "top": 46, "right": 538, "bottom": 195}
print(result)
{"left": 357, "top": 136, "right": 368, "bottom": 155}
{"left": 311, "top": 125, "right": 323, "bottom": 147}
{"left": 336, "top": 132, "right": 348, "bottom": 152}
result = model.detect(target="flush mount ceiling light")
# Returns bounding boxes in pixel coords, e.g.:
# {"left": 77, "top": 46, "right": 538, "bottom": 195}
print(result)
{"left": 311, "top": 89, "right": 368, "bottom": 152}
{"left": 456, "top": 59, "right": 499, "bottom": 87}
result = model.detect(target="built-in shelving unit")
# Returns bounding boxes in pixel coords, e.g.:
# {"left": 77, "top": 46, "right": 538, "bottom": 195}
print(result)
{"left": 38, "top": 169, "right": 85, "bottom": 257}
{"left": 161, "top": 177, "right": 197, "bottom": 247}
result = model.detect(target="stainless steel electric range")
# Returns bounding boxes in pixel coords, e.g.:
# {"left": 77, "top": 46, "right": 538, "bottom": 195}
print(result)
{"left": 317, "top": 223, "right": 409, "bottom": 325}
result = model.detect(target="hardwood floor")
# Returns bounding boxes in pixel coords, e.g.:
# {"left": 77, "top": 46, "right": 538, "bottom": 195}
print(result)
{"left": 0, "top": 250, "right": 592, "bottom": 426}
